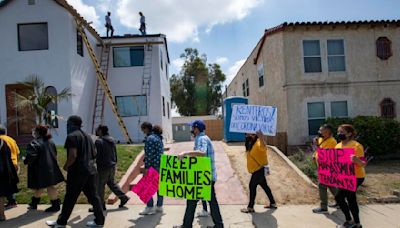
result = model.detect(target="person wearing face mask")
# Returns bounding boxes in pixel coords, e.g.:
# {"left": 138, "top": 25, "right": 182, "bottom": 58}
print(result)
{"left": 335, "top": 124, "right": 366, "bottom": 228}
{"left": 240, "top": 131, "right": 276, "bottom": 213}
{"left": 312, "top": 124, "right": 338, "bottom": 214}
{"left": 46, "top": 115, "right": 105, "bottom": 228}
{"left": 24, "top": 125, "right": 64, "bottom": 212}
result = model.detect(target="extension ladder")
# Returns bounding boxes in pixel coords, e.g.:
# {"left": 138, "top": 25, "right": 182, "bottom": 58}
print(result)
{"left": 76, "top": 20, "right": 133, "bottom": 143}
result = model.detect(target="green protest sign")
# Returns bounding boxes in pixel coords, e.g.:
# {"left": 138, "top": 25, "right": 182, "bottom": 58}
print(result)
{"left": 159, "top": 155, "right": 212, "bottom": 201}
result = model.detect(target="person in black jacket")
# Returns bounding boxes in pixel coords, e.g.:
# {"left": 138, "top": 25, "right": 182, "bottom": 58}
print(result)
{"left": 0, "top": 138, "right": 19, "bottom": 221}
{"left": 91, "top": 125, "right": 129, "bottom": 212}
{"left": 46, "top": 115, "right": 105, "bottom": 228}
{"left": 24, "top": 125, "right": 64, "bottom": 212}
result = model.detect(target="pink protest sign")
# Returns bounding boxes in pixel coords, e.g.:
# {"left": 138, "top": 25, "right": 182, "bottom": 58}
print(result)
{"left": 131, "top": 167, "right": 159, "bottom": 204}
{"left": 317, "top": 148, "right": 357, "bottom": 192}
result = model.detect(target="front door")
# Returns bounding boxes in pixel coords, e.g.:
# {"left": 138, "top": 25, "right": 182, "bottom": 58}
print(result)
{"left": 5, "top": 84, "right": 36, "bottom": 138}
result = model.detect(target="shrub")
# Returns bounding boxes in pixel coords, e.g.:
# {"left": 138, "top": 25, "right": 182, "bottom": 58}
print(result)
{"left": 325, "top": 116, "right": 400, "bottom": 158}
{"left": 288, "top": 149, "right": 318, "bottom": 183}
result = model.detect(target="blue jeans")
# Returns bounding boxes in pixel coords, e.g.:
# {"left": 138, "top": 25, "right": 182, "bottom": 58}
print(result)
{"left": 147, "top": 192, "right": 163, "bottom": 207}
{"left": 7, "top": 194, "right": 16, "bottom": 204}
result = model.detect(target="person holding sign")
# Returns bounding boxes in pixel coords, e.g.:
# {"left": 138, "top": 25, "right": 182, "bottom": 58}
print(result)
{"left": 334, "top": 124, "right": 366, "bottom": 228}
{"left": 139, "top": 123, "right": 164, "bottom": 215}
{"left": 312, "top": 124, "right": 338, "bottom": 214}
{"left": 173, "top": 120, "right": 224, "bottom": 228}
{"left": 240, "top": 131, "right": 276, "bottom": 213}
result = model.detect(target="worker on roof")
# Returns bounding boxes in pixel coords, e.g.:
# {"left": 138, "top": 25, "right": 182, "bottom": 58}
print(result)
{"left": 105, "top": 11, "right": 114, "bottom": 37}
{"left": 139, "top": 12, "right": 146, "bottom": 35}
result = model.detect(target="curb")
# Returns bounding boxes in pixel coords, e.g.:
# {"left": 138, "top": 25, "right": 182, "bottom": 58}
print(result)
{"left": 268, "top": 145, "right": 318, "bottom": 188}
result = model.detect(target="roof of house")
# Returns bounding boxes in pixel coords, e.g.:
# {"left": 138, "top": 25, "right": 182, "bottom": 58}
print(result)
{"left": 0, "top": 0, "right": 102, "bottom": 42}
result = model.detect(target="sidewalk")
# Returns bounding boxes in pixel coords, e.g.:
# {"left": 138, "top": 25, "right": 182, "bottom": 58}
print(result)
{"left": 2, "top": 204, "right": 399, "bottom": 227}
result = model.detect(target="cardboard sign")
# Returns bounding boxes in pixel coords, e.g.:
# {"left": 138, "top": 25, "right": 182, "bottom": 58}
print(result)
{"left": 317, "top": 148, "right": 357, "bottom": 192}
{"left": 159, "top": 155, "right": 212, "bottom": 201}
{"left": 131, "top": 167, "right": 159, "bottom": 204}
{"left": 229, "top": 105, "right": 277, "bottom": 136}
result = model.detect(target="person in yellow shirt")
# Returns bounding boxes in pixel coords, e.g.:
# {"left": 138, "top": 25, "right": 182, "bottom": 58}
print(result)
{"left": 241, "top": 130, "right": 276, "bottom": 213}
{"left": 312, "top": 124, "right": 338, "bottom": 214}
{"left": 0, "top": 125, "right": 19, "bottom": 209}
{"left": 335, "top": 124, "right": 366, "bottom": 228}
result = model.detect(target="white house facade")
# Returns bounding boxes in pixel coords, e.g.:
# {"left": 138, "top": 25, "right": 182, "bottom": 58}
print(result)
{"left": 0, "top": 0, "right": 172, "bottom": 144}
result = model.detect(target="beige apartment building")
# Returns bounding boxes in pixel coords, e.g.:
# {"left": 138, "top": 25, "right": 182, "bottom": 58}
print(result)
{"left": 226, "top": 20, "right": 400, "bottom": 152}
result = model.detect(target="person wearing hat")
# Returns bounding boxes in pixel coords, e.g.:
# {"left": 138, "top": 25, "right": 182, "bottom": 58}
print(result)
{"left": 46, "top": 115, "right": 105, "bottom": 228}
{"left": 173, "top": 120, "right": 224, "bottom": 228}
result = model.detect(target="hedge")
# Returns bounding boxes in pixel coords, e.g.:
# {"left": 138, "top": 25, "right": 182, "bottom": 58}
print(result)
{"left": 324, "top": 116, "right": 400, "bottom": 158}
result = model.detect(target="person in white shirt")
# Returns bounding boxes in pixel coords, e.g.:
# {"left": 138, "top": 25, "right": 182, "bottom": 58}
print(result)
{"left": 105, "top": 11, "right": 114, "bottom": 37}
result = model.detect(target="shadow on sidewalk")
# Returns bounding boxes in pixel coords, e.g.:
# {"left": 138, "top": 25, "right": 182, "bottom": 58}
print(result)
{"left": 251, "top": 209, "right": 277, "bottom": 228}
{"left": 323, "top": 209, "right": 345, "bottom": 225}
{"left": 128, "top": 212, "right": 163, "bottom": 228}
{"left": 1, "top": 209, "right": 53, "bottom": 227}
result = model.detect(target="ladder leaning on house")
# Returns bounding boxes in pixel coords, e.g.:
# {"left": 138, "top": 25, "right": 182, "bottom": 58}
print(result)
{"left": 91, "top": 45, "right": 110, "bottom": 133}
{"left": 75, "top": 20, "right": 133, "bottom": 143}
{"left": 141, "top": 41, "right": 153, "bottom": 114}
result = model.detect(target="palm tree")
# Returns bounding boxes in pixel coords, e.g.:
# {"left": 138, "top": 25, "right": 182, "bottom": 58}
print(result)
{"left": 14, "top": 75, "right": 72, "bottom": 125}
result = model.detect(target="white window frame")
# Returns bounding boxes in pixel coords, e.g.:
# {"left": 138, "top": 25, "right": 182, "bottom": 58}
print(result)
{"left": 327, "top": 39, "right": 346, "bottom": 72}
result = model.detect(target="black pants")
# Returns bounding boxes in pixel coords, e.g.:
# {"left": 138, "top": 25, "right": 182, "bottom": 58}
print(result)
{"left": 106, "top": 25, "right": 114, "bottom": 37}
{"left": 335, "top": 178, "right": 364, "bottom": 224}
{"left": 98, "top": 166, "right": 128, "bottom": 206}
{"left": 248, "top": 168, "right": 275, "bottom": 208}
{"left": 182, "top": 182, "right": 223, "bottom": 228}
{"left": 57, "top": 171, "right": 105, "bottom": 225}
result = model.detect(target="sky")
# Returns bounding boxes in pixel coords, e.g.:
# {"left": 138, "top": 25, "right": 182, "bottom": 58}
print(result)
{"left": 67, "top": 0, "right": 400, "bottom": 116}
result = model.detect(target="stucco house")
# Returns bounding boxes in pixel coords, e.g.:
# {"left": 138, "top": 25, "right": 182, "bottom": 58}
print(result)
{"left": 0, "top": 0, "right": 172, "bottom": 144}
{"left": 226, "top": 20, "right": 400, "bottom": 152}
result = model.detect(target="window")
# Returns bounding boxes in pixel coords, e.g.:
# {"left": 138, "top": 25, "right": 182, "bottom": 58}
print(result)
{"left": 176, "top": 125, "right": 185, "bottom": 131}
{"left": 77, "top": 30, "right": 83, "bottom": 57}
{"left": 303, "top": 40, "right": 322, "bottom": 73}
{"left": 307, "top": 102, "right": 325, "bottom": 135}
{"left": 167, "top": 102, "right": 170, "bottom": 119}
{"left": 257, "top": 64, "right": 264, "bottom": 87}
{"left": 162, "top": 96, "right": 165, "bottom": 117}
{"left": 380, "top": 98, "right": 396, "bottom": 118}
{"left": 327, "top": 40, "right": 345, "bottom": 72}
{"left": 331, "top": 101, "right": 348, "bottom": 117}
{"left": 160, "top": 50, "right": 163, "bottom": 70}
{"left": 113, "top": 46, "right": 144, "bottom": 67}
{"left": 44, "top": 86, "right": 58, "bottom": 128}
{"left": 18, "top": 23, "right": 48, "bottom": 51}
{"left": 28, "top": 0, "right": 35, "bottom": 5}
{"left": 115, "top": 95, "right": 147, "bottom": 117}
{"left": 242, "top": 79, "right": 249, "bottom": 97}
{"left": 376, "top": 37, "right": 392, "bottom": 60}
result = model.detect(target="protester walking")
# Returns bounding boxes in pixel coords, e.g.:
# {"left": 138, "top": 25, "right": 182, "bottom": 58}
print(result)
{"left": 105, "top": 11, "right": 114, "bottom": 37}
{"left": 91, "top": 125, "right": 129, "bottom": 212}
{"left": 0, "top": 125, "right": 19, "bottom": 210}
{"left": 335, "top": 124, "right": 366, "bottom": 228}
{"left": 24, "top": 125, "right": 64, "bottom": 212}
{"left": 240, "top": 131, "right": 276, "bottom": 213}
{"left": 312, "top": 124, "right": 338, "bottom": 214}
{"left": 174, "top": 120, "right": 224, "bottom": 228}
{"left": 139, "top": 123, "right": 164, "bottom": 215}
{"left": 0, "top": 138, "right": 19, "bottom": 221}
{"left": 46, "top": 115, "right": 104, "bottom": 228}
{"left": 139, "top": 12, "right": 146, "bottom": 35}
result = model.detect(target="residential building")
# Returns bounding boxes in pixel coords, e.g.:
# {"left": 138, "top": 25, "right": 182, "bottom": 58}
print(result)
{"left": 226, "top": 20, "right": 400, "bottom": 152}
{"left": 0, "top": 0, "right": 172, "bottom": 144}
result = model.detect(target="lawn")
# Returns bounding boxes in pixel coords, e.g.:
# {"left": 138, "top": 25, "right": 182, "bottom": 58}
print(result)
{"left": 15, "top": 144, "right": 143, "bottom": 204}
{"left": 288, "top": 148, "right": 400, "bottom": 203}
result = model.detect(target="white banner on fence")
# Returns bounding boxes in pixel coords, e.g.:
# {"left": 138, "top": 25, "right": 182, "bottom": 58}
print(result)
{"left": 229, "top": 105, "right": 277, "bottom": 136}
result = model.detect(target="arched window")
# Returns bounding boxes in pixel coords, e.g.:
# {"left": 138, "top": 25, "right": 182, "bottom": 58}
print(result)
{"left": 376, "top": 37, "right": 392, "bottom": 60}
{"left": 44, "top": 86, "right": 58, "bottom": 128}
{"left": 380, "top": 98, "right": 396, "bottom": 118}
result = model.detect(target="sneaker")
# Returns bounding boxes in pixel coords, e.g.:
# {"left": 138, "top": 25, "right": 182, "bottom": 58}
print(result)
{"left": 4, "top": 202, "right": 17, "bottom": 210}
{"left": 197, "top": 209, "right": 209, "bottom": 217}
{"left": 119, "top": 196, "right": 130, "bottom": 208}
{"left": 86, "top": 221, "right": 104, "bottom": 227}
{"left": 139, "top": 206, "right": 155, "bottom": 215}
{"left": 336, "top": 221, "right": 354, "bottom": 228}
{"left": 312, "top": 207, "right": 328, "bottom": 214}
{"left": 155, "top": 206, "right": 163, "bottom": 213}
{"left": 45, "top": 220, "right": 66, "bottom": 228}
